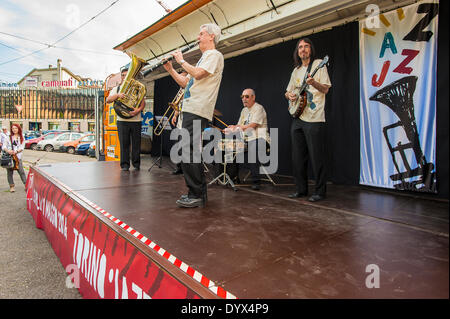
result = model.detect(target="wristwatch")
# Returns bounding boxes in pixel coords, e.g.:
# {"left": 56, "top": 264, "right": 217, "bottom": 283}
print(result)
{"left": 180, "top": 59, "right": 186, "bottom": 65}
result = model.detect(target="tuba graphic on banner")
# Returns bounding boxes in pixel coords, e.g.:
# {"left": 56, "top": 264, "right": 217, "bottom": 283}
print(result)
{"left": 369, "top": 76, "right": 435, "bottom": 191}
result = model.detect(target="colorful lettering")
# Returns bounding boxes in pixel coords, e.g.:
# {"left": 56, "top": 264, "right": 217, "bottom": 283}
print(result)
{"left": 379, "top": 32, "right": 398, "bottom": 58}
{"left": 372, "top": 60, "right": 390, "bottom": 87}
{"left": 393, "top": 49, "right": 420, "bottom": 74}
{"left": 403, "top": 3, "right": 439, "bottom": 42}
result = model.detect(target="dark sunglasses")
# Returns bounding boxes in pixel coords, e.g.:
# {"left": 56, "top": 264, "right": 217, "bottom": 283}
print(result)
{"left": 241, "top": 94, "right": 252, "bottom": 99}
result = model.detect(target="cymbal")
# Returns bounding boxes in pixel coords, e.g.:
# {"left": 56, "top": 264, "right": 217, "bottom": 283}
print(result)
{"left": 213, "top": 109, "right": 223, "bottom": 116}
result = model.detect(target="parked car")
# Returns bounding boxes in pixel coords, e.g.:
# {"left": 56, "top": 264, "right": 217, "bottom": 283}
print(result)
{"left": 87, "top": 141, "right": 96, "bottom": 157}
{"left": 75, "top": 142, "right": 91, "bottom": 155}
{"left": 40, "top": 129, "right": 70, "bottom": 135}
{"left": 24, "top": 131, "right": 41, "bottom": 140}
{"left": 60, "top": 134, "right": 95, "bottom": 154}
{"left": 25, "top": 131, "right": 63, "bottom": 150}
{"left": 36, "top": 132, "right": 84, "bottom": 152}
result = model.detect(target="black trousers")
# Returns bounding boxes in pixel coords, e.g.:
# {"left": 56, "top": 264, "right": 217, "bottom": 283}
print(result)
{"left": 239, "top": 138, "right": 267, "bottom": 185}
{"left": 117, "top": 120, "right": 141, "bottom": 169}
{"left": 180, "top": 112, "right": 208, "bottom": 200}
{"left": 290, "top": 118, "right": 327, "bottom": 196}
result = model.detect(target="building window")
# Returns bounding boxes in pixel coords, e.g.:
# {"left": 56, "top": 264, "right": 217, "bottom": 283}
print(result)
{"left": 48, "top": 122, "right": 60, "bottom": 130}
{"left": 29, "top": 122, "right": 42, "bottom": 131}
{"left": 88, "top": 122, "right": 95, "bottom": 132}
{"left": 69, "top": 122, "right": 80, "bottom": 132}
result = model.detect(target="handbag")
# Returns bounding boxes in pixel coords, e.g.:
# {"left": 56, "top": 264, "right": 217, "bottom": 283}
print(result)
{"left": 1, "top": 150, "right": 14, "bottom": 169}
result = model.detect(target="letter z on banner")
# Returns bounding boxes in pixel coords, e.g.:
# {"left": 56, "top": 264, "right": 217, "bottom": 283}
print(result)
{"left": 359, "top": 1, "right": 439, "bottom": 193}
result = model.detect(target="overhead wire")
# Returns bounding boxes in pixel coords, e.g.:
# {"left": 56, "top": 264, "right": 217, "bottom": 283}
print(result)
{"left": 0, "top": 31, "right": 123, "bottom": 57}
{"left": 0, "top": 0, "right": 121, "bottom": 67}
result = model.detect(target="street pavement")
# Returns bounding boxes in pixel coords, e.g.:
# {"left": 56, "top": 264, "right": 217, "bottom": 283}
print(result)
{"left": 0, "top": 149, "right": 96, "bottom": 299}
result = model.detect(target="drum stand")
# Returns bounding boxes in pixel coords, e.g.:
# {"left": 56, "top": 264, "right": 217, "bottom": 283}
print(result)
{"left": 242, "top": 165, "right": 276, "bottom": 185}
{"left": 208, "top": 153, "right": 238, "bottom": 191}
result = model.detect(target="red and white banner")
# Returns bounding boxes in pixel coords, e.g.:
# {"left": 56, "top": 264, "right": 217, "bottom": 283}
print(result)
{"left": 25, "top": 168, "right": 202, "bottom": 299}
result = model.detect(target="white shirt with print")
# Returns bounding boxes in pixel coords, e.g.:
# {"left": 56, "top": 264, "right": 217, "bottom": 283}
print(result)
{"left": 182, "top": 49, "right": 224, "bottom": 121}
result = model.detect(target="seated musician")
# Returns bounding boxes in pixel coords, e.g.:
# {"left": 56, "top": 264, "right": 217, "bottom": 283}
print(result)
{"left": 224, "top": 88, "right": 270, "bottom": 190}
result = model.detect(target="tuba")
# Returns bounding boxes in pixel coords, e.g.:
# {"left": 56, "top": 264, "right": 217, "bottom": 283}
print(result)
{"left": 153, "top": 88, "right": 184, "bottom": 136}
{"left": 113, "top": 54, "right": 147, "bottom": 119}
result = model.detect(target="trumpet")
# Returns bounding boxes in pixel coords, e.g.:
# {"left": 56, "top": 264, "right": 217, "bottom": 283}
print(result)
{"left": 154, "top": 88, "right": 184, "bottom": 136}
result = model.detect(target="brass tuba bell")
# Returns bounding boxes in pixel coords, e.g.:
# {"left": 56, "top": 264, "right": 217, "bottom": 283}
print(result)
{"left": 113, "top": 54, "right": 147, "bottom": 119}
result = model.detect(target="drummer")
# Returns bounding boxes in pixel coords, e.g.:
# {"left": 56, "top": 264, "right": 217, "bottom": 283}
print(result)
{"left": 224, "top": 88, "right": 270, "bottom": 190}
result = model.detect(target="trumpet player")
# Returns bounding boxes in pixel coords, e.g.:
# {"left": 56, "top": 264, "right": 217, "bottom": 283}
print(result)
{"left": 163, "top": 23, "right": 224, "bottom": 208}
{"left": 106, "top": 66, "right": 145, "bottom": 171}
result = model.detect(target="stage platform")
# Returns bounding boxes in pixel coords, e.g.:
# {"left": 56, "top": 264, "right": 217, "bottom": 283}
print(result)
{"left": 26, "top": 158, "right": 449, "bottom": 299}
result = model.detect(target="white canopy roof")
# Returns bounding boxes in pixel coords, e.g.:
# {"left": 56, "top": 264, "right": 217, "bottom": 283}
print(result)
{"left": 114, "top": 0, "right": 415, "bottom": 81}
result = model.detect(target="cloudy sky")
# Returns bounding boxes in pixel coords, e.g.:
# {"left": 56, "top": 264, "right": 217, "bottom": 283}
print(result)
{"left": 0, "top": 0, "right": 187, "bottom": 83}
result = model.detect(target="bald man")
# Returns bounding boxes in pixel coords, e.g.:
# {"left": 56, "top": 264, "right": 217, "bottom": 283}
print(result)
{"left": 224, "top": 88, "right": 270, "bottom": 190}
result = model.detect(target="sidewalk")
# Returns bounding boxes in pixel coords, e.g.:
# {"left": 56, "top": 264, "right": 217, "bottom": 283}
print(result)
{"left": 0, "top": 150, "right": 96, "bottom": 299}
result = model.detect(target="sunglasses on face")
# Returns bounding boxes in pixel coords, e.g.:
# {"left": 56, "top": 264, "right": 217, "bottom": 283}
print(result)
{"left": 241, "top": 95, "right": 252, "bottom": 99}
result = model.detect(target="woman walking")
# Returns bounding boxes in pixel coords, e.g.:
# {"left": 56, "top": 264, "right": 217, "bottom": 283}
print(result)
{"left": 2, "top": 124, "right": 27, "bottom": 192}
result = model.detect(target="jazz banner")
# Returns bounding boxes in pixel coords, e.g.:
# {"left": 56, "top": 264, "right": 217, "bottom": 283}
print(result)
{"left": 359, "top": 1, "right": 439, "bottom": 193}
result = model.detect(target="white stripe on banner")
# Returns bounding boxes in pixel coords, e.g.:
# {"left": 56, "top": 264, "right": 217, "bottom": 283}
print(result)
{"left": 359, "top": 0, "right": 439, "bottom": 193}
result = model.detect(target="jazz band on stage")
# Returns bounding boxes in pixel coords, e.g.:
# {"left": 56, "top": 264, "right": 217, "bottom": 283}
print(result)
{"left": 112, "top": 20, "right": 331, "bottom": 208}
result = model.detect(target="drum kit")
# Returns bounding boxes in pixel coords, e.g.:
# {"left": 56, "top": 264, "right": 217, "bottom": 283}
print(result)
{"left": 206, "top": 109, "right": 248, "bottom": 191}
{"left": 155, "top": 96, "right": 273, "bottom": 189}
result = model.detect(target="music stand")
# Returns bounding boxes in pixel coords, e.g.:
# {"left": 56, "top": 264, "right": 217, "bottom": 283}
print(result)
{"left": 148, "top": 116, "right": 174, "bottom": 172}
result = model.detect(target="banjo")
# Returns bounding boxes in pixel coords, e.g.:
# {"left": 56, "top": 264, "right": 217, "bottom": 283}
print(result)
{"left": 288, "top": 55, "right": 329, "bottom": 118}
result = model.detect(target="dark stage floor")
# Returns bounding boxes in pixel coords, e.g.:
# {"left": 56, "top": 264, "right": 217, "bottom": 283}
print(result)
{"left": 36, "top": 158, "right": 449, "bottom": 298}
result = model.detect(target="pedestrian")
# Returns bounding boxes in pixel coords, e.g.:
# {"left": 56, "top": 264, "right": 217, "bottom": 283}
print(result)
{"left": 2, "top": 124, "right": 27, "bottom": 192}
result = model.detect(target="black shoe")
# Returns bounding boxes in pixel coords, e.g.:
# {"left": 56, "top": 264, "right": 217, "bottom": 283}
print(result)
{"left": 176, "top": 196, "right": 204, "bottom": 208}
{"left": 308, "top": 194, "right": 325, "bottom": 202}
{"left": 133, "top": 167, "right": 140, "bottom": 171}
{"left": 121, "top": 167, "right": 129, "bottom": 171}
{"left": 172, "top": 168, "right": 183, "bottom": 175}
{"left": 288, "top": 192, "right": 307, "bottom": 198}
{"left": 251, "top": 184, "right": 260, "bottom": 191}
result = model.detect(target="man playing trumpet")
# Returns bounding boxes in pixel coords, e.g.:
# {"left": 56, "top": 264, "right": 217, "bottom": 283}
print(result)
{"left": 163, "top": 23, "right": 224, "bottom": 208}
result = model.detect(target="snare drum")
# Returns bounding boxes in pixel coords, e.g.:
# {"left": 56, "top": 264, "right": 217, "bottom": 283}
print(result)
{"left": 218, "top": 138, "right": 247, "bottom": 153}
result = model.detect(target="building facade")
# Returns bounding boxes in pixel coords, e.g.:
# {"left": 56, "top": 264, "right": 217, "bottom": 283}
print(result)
{"left": 0, "top": 59, "right": 102, "bottom": 132}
